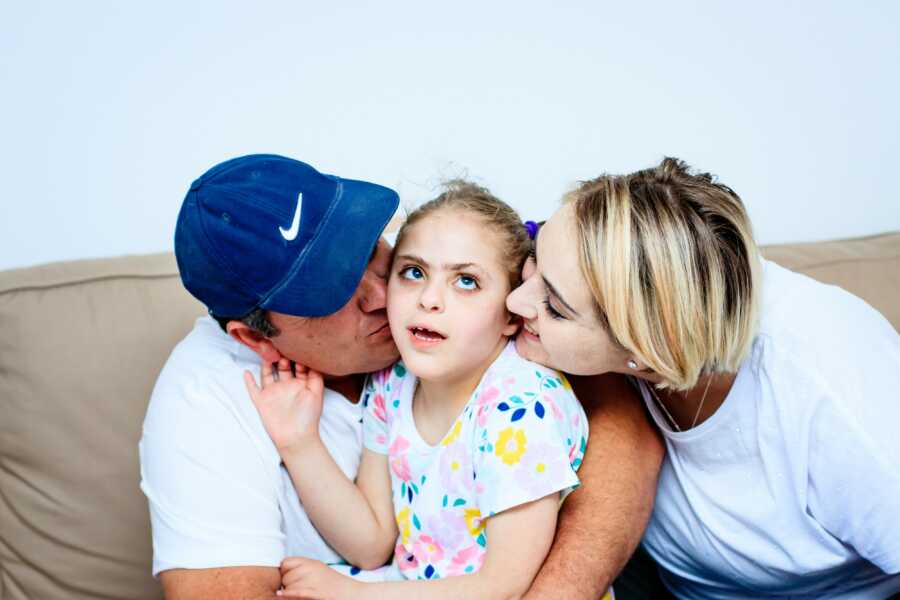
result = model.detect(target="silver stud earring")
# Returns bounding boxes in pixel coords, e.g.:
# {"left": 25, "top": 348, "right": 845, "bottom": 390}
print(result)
{"left": 627, "top": 359, "right": 638, "bottom": 370}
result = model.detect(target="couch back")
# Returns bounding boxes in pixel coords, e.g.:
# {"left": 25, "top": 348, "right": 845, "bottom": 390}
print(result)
{"left": 0, "top": 232, "right": 898, "bottom": 600}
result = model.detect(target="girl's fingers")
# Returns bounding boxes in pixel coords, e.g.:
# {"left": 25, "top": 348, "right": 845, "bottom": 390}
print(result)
{"left": 277, "top": 358, "right": 293, "bottom": 380}
{"left": 280, "top": 565, "right": 307, "bottom": 586}
{"left": 307, "top": 369, "right": 324, "bottom": 398}
{"left": 280, "top": 556, "right": 306, "bottom": 574}
{"left": 260, "top": 361, "right": 276, "bottom": 387}
{"left": 293, "top": 362, "right": 309, "bottom": 377}
{"left": 243, "top": 370, "right": 260, "bottom": 402}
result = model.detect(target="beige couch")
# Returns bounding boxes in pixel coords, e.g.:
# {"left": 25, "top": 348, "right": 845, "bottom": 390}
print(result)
{"left": 1, "top": 233, "right": 898, "bottom": 600}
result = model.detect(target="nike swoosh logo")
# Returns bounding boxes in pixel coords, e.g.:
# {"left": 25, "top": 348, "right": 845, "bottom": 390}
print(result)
{"left": 279, "top": 193, "right": 303, "bottom": 241}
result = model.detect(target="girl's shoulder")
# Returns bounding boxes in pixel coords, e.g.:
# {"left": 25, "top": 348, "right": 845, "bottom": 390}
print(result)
{"left": 363, "top": 360, "right": 416, "bottom": 416}
{"left": 368, "top": 360, "right": 414, "bottom": 390}
{"left": 481, "top": 342, "right": 575, "bottom": 398}
{"left": 473, "top": 342, "right": 583, "bottom": 425}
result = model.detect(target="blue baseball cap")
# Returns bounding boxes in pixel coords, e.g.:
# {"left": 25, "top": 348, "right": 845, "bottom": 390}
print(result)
{"left": 175, "top": 154, "right": 399, "bottom": 318}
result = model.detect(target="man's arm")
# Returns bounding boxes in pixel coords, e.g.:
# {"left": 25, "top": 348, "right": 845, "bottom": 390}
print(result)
{"left": 525, "top": 373, "right": 664, "bottom": 600}
{"left": 160, "top": 567, "right": 281, "bottom": 599}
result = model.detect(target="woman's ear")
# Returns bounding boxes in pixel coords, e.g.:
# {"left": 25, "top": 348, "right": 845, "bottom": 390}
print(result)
{"left": 226, "top": 321, "right": 283, "bottom": 363}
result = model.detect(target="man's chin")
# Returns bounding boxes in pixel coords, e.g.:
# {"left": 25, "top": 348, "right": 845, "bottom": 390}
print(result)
{"left": 365, "top": 346, "right": 400, "bottom": 373}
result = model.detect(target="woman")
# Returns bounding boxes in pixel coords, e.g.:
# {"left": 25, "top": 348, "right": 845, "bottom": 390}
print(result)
{"left": 506, "top": 158, "right": 900, "bottom": 599}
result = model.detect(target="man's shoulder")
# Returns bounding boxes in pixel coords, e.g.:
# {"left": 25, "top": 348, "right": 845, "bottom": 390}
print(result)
{"left": 154, "top": 316, "right": 250, "bottom": 391}
{"left": 143, "top": 316, "right": 261, "bottom": 435}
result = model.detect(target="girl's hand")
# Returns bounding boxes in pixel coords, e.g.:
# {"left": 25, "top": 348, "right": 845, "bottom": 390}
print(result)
{"left": 244, "top": 358, "right": 325, "bottom": 452}
{"left": 278, "top": 557, "right": 360, "bottom": 599}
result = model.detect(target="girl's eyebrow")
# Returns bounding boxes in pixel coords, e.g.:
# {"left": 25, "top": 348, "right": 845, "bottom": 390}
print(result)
{"left": 396, "top": 254, "right": 489, "bottom": 276}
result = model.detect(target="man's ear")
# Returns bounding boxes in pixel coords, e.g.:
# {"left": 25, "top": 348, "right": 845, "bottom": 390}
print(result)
{"left": 226, "top": 321, "right": 283, "bottom": 363}
{"left": 502, "top": 313, "right": 520, "bottom": 337}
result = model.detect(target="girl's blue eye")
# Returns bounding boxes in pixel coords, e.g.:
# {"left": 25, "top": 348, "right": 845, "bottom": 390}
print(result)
{"left": 400, "top": 266, "right": 424, "bottom": 280}
{"left": 455, "top": 275, "right": 478, "bottom": 290}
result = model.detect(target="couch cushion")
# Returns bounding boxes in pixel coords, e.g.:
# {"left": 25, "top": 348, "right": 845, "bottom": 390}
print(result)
{"left": 0, "top": 232, "right": 896, "bottom": 599}
{"left": 0, "top": 254, "right": 203, "bottom": 600}
{"left": 761, "top": 232, "right": 900, "bottom": 331}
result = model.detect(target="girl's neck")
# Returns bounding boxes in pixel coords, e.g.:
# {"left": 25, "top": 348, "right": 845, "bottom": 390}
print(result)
{"left": 414, "top": 338, "right": 508, "bottom": 426}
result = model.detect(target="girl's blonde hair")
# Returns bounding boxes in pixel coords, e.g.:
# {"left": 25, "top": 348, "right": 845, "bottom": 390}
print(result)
{"left": 395, "top": 180, "right": 531, "bottom": 288}
{"left": 568, "top": 157, "right": 761, "bottom": 390}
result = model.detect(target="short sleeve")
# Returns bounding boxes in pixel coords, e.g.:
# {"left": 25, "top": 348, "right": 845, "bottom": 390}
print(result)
{"left": 140, "top": 375, "right": 285, "bottom": 576}
{"left": 473, "top": 369, "right": 587, "bottom": 518}
{"left": 362, "top": 367, "right": 392, "bottom": 454}
{"left": 806, "top": 317, "right": 900, "bottom": 574}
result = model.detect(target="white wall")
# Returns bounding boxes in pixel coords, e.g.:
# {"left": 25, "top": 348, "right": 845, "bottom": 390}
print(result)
{"left": 2, "top": 0, "right": 898, "bottom": 271}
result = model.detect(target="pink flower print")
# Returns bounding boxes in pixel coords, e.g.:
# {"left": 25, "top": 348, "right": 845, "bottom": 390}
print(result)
{"left": 389, "top": 436, "right": 412, "bottom": 482}
{"left": 372, "top": 393, "right": 387, "bottom": 424}
{"left": 513, "top": 442, "right": 570, "bottom": 497}
{"left": 473, "top": 386, "right": 501, "bottom": 427}
{"left": 412, "top": 534, "right": 445, "bottom": 565}
{"left": 570, "top": 411, "right": 581, "bottom": 430}
{"left": 445, "top": 544, "right": 485, "bottom": 577}
{"left": 394, "top": 542, "right": 418, "bottom": 574}
{"left": 475, "top": 403, "right": 494, "bottom": 428}
{"left": 425, "top": 509, "right": 469, "bottom": 551}
{"left": 475, "top": 385, "right": 500, "bottom": 406}
{"left": 439, "top": 441, "right": 473, "bottom": 495}
{"left": 543, "top": 394, "right": 564, "bottom": 421}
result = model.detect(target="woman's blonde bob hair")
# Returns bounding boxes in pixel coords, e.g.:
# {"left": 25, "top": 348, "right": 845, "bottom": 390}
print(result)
{"left": 567, "top": 157, "right": 761, "bottom": 390}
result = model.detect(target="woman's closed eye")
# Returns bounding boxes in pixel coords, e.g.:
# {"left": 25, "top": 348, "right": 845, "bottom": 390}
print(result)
{"left": 543, "top": 297, "right": 565, "bottom": 320}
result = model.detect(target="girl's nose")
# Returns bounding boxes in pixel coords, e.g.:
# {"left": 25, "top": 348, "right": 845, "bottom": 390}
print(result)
{"left": 418, "top": 281, "right": 444, "bottom": 312}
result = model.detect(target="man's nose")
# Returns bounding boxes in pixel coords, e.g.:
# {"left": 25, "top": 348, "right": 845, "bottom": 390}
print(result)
{"left": 359, "top": 268, "right": 388, "bottom": 313}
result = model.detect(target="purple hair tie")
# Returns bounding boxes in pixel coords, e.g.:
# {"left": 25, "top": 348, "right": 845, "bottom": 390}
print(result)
{"left": 524, "top": 220, "right": 539, "bottom": 240}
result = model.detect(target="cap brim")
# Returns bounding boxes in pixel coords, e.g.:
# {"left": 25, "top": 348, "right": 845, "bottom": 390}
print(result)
{"left": 262, "top": 177, "right": 399, "bottom": 317}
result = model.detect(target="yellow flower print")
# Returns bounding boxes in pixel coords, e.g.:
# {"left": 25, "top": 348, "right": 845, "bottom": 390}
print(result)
{"left": 441, "top": 420, "right": 462, "bottom": 446}
{"left": 396, "top": 507, "right": 412, "bottom": 545}
{"left": 464, "top": 508, "right": 484, "bottom": 537}
{"left": 495, "top": 427, "right": 527, "bottom": 465}
{"left": 559, "top": 373, "right": 573, "bottom": 392}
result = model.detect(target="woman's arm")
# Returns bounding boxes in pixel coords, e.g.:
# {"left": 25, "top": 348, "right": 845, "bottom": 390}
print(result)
{"left": 281, "top": 494, "right": 561, "bottom": 600}
{"left": 246, "top": 359, "right": 397, "bottom": 569}
{"left": 525, "top": 373, "right": 664, "bottom": 599}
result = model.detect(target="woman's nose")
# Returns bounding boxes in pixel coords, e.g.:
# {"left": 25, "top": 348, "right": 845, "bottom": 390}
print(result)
{"left": 507, "top": 275, "right": 538, "bottom": 320}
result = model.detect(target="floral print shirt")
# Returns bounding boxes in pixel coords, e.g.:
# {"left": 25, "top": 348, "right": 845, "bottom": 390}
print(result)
{"left": 361, "top": 341, "right": 589, "bottom": 580}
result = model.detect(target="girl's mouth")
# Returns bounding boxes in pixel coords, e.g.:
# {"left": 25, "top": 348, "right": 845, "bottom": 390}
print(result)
{"left": 522, "top": 322, "right": 540, "bottom": 339}
{"left": 409, "top": 326, "right": 446, "bottom": 340}
{"left": 408, "top": 325, "right": 447, "bottom": 348}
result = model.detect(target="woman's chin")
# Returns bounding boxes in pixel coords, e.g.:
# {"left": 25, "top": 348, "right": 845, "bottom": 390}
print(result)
{"left": 514, "top": 333, "right": 553, "bottom": 368}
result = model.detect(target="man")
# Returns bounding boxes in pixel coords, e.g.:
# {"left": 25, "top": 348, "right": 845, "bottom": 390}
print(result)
{"left": 139, "top": 154, "right": 662, "bottom": 599}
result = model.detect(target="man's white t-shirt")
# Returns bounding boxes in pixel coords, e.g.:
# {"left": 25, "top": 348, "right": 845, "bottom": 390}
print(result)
{"left": 639, "top": 260, "right": 900, "bottom": 599}
{"left": 139, "top": 316, "right": 363, "bottom": 576}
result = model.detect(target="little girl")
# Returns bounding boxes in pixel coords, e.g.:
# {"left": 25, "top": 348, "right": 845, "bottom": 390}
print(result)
{"left": 246, "top": 182, "right": 600, "bottom": 600}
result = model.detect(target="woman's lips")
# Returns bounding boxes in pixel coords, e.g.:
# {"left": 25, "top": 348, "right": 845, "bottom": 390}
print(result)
{"left": 521, "top": 321, "right": 540, "bottom": 341}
